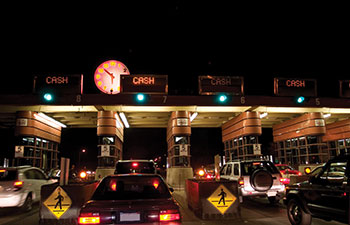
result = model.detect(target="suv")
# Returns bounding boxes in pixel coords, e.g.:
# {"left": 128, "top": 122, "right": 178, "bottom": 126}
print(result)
{"left": 115, "top": 160, "right": 157, "bottom": 174}
{"left": 0, "top": 166, "right": 55, "bottom": 211}
{"left": 284, "top": 155, "right": 349, "bottom": 225}
{"left": 220, "top": 159, "right": 285, "bottom": 203}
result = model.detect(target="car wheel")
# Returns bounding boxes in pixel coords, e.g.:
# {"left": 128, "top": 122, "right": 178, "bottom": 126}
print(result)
{"left": 21, "top": 194, "right": 33, "bottom": 212}
{"left": 287, "top": 199, "right": 311, "bottom": 225}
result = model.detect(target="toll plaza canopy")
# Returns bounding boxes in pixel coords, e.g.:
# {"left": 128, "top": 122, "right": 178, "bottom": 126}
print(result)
{"left": 0, "top": 74, "right": 349, "bottom": 128}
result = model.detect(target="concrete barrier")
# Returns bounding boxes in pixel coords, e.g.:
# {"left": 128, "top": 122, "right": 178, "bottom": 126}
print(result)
{"left": 186, "top": 179, "right": 240, "bottom": 220}
{"left": 39, "top": 181, "right": 98, "bottom": 225}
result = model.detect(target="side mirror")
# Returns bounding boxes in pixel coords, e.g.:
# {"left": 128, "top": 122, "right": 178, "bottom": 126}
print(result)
{"left": 169, "top": 187, "right": 174, "bottom": 193}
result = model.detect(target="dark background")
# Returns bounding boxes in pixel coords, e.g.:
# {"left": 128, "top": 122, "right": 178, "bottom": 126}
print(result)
{"left": 1, "top": 2, "right": 349, "bottom": 170}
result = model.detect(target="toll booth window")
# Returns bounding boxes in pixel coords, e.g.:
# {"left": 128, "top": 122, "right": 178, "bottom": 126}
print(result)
{"left": 36, "top": 138, "right": 41, "bottom": 147}
{"left": 174, "top": 136, "right": 188, "bottom": 144}
{"left": 307, "top": 136, "right": 318, "bottom": 144}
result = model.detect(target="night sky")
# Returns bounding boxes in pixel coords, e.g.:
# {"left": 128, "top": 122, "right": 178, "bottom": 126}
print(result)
{"left": 1, "top": 3, "right": 349, "bottom": 170}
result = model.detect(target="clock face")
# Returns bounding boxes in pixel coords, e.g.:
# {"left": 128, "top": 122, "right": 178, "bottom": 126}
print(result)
{"left": 94, "top": 60, "right": 130, "bottom": 94}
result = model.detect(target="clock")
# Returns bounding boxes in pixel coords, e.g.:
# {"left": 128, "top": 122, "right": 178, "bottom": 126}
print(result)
{"left": 94, "top": 60, "right": 130, "bottom": 94}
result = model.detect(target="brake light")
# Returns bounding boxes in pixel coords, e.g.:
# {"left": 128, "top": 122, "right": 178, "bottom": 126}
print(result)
{"left": 132, "top": 162, "right": 139, "bottom": 167}
{"left": 0, "top": 169, "right": 6, "bottom": 173}
{"left": 238, "top": 177, "right": 244, "bottom": 186}
{"left": 153, "top": 180, "right": 159, "bottom": 189}
{"left": 78, "top": 217, "right": 100, "bottom": 224}
{"left": 78, "top": 213, "right": 100, "bottom": 224}
{"left": 159, "top": 210, "right": 180, "bottom": 221}
{"left": 13, "top": 181, "right": 23, "bottom": 190}
{"left": 297, "top": 172, "right": 302, "bottom": 176}
{"left": 280, "top": 178, "right": 290, "bottom": 185}
{"left": 110, "top": 181, "right": 117, "bottom": 191}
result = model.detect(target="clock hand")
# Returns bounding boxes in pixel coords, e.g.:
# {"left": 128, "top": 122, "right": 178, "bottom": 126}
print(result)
{"left": 104, "top": 69, "right": 113, "bottom": 76}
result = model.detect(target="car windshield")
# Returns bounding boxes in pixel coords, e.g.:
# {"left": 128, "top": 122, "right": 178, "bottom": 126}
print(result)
{"left": 92, "top": 176, "right": 171, "bottom": 200}
{"left": 0, "top": 169, "right": 17, "bottom": 181}
{"left": 115, "top": 161, "right": 155, "bottom": 174}
{"left": 241, "top": 161, "right": 279, "bottom": 175}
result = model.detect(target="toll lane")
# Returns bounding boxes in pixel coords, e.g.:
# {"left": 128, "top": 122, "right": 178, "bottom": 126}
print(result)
{"left": 0, "top": 203, "right": 39, "bottom": 225}
{"left": 173, "top": 191, "right": 345, "bottom": 225}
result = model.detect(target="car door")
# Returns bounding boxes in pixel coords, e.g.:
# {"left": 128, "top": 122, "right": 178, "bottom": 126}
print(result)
{"left": 318, "top": 161, "right": 348, "bottom": 221}
{"left": 306, "top": 160, "right": 348, "bottom": 221}
{"left": 23, "top": 169, "right": 36, "bottom": 200}
{"left": 32, "top": 169, "right": 49, "bottom": 200}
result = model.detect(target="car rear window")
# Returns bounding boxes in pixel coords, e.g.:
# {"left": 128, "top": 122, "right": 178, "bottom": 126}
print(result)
{"left": 241, "top": 161, "right": 279, "bottom": 175}
{"left": 92, "top": 176, "right": 171, "bottom": 200}
{"left": 115, "top": 161, "right": 155, "bottom": 174}
{"left": 0, "top": 169, "right": 17, "bottom": 181}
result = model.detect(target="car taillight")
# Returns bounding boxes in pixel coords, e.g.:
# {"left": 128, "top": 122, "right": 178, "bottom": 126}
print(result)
{"left": 132, "top": 162, "right": 139, "bottom": 167}
{"left": 78, "top": 213, "right": 100, "bottom": 224}
{"left": 238, "top": 177, "right": 244, "bottom": 186}
{"left": 280, "top": 178, "right": 290, "bottom": 185}
{"left": 297, "top": 172, "right": 302, "bottom": 176}
{"left": 13, "top": 181, "right": 23, "bottom": 191}
{"left": 159, "top": 210, "right": 181, "bottom": 222}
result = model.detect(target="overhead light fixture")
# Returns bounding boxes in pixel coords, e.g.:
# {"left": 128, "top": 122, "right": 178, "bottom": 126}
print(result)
{"left": 260, "top": 112, "right": 268, "bottom": 119}
{"left": 190, "top": 112, "right": 198, "bottom": 122}
{"left": 119, "top": 112, "right": 130, "bottom": 128}
{"left": 115, "top": 113, "right": 124, "bottom": 128}
{"left": 324, "top": 113, "right": 331, "bottom": 118}
{"left": 35, "top": 113, "right": 67, "bottom": 128}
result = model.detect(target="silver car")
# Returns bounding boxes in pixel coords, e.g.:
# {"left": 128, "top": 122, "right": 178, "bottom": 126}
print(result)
{"left": 0, "top": 166, "right": 55, "bottom": 211}
{"left": 220, "top": 159, "right": 285, "bottom": 204}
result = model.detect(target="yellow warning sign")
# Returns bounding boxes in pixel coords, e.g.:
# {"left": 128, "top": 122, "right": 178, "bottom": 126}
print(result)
{"left": 43, "top": 186, "right": 72, "bottom": 219}
{"left": 207, "top": 184, "right": 236, "bottom": 214}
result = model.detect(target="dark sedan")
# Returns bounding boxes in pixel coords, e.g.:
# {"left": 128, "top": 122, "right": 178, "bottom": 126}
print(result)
{"left": 78, "top": 174, "right": 181, "bottom": 224}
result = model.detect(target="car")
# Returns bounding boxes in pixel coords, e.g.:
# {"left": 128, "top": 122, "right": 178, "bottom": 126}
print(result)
{"left": 114, "top": 160, "right": 157, "bottom": 174}
{"left": 78, "top": 174, "right": 181, "bottom": 224}
{"left": 0, "top": 166, "right": 56, "bottom": 211}
{"left": 284, "top": 154, "right": 349, "bottom": 225}
{"left": 275, "top": 164, "right": 302, "bottom": 185}
{"left": 220, "top": 159, "right": 285, "bottom": 204}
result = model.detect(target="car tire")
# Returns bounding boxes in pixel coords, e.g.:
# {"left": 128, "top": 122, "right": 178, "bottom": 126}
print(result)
{"left": 21, "top": 194, "right": 33, "bottom": 212}
{"left": 250, "top": 169, "right": 273, "bottom": 192}
{"left": 287, "top": 199, "right": 312, "bottom": 225}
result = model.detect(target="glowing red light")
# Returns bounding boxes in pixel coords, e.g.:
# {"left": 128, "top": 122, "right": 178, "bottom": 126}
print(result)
{"left": 132, "top": 162, "right": 139, "bottom": 167}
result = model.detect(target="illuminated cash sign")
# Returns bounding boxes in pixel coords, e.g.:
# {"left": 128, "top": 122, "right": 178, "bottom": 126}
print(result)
{"left": 120, "top": 75, "right": 168, "bottom": 94}
{"left": 339, "top": 80, "right": 350, "bottom": 98}
{"left": 198, "top": 76, "right": 244, "bottom": 95}
{"left": 274, "top": 78, "right": 317, "bottom": 97}
{"left": 34, "top": 74, "right": 83, "bottom": 94}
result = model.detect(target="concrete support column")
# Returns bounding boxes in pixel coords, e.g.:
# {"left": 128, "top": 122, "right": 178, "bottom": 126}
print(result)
{"left": 96, "top": 111, "right": 124, "bottom": 179}
{"left": 166, "top": 111, "right": 193, "bottom": 189}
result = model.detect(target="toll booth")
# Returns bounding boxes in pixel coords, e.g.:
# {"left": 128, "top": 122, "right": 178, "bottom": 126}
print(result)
{"left": 323, "top": 118, "right": 350, "bottom": 156}
{"left": 14, "top": 111, "right": 62, "bottom": 170}
{"left": 222, "top": 112, "right": 262, "bottom": 161}
{"left": 95, "top": 111, "right": 124, "bottom": 179}
{"left": 166, "top": 111, "right": 193, "bottom": 189}
{"left": 273, "top": 112, "right": 328, "bottom": 168}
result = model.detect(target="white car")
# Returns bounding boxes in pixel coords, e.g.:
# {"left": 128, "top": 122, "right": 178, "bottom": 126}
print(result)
{"left": 220, "top": 159, "right": 285, "bottom": 204}
{"left": 0, "top": 166, "right": 56, "bottom": 211}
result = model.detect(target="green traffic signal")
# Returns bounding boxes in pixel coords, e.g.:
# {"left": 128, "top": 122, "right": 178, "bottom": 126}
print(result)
{"left": 43, "top": 93, "right": 53, "bottom": 102}
{"left": 296, "top": 96, "right": 305, "bottom": 104}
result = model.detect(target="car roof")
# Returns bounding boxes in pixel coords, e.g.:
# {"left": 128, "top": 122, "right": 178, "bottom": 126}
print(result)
{"left": 117, "top": 159, "right": 154, "bottom": 163}
{"left": 105, "top": 173, "right": 161, "bottom": 179}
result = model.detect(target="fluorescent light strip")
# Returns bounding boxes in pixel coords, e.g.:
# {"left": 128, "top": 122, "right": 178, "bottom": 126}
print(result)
{"left": 115, "top": 113, "right": 124, "bottom": 129}
{"left": 119, "top": 112, "right": 130, "bottom": 128}
{"left": 190, "top": 112, "right": 198, "bottom": 122}
{"left": 34, "top": 113, "right": 67, "bottom": 128}
{"left": 260, "top": 112, "right": 268, "bottom": 119}
{"left": 324, "top": 113, "right": 331, "bottom": 118}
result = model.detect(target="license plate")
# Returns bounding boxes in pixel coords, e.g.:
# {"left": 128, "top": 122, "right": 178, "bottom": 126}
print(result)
{"left": 267, "top": 191, "right": 277, "bottom": 197}
{"left": 120, "top": 212, "right": 141, "bottom": 222}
